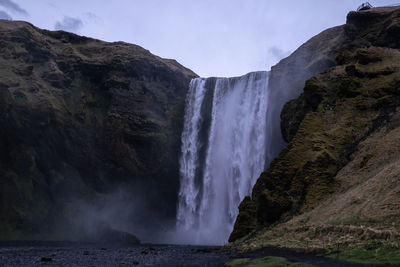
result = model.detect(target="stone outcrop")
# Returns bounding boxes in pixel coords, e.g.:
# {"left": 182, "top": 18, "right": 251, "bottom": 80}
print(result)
{"left": 230, "top": 6, "right": 400, "bottom": 244}
{"left": 0, "top": 20, "right": 197, "bottom": 239}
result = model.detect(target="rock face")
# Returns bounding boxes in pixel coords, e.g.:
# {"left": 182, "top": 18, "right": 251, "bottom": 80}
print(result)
{"left": 0, "top": 20, "right": 197, "bottom": 239}
{"left": 230, "top": 6, "right": 400, "bottom": 244}
{"left": 265, "top": 24, "right": 345, "bottom": 162}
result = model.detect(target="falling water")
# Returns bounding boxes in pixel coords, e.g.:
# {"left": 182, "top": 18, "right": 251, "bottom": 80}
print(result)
{"left": 176, "top": 71, "right": 269, "bottom": 245}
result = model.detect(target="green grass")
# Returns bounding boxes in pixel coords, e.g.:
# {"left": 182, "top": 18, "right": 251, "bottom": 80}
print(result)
{"left": 225, "top": 256, "right": 315, "bottom": 267}
{"left": 327, "top": 215, "right": 385, "bottom": 227}
{"left": 326, "top": 240, "right": 400, "bottom": 266}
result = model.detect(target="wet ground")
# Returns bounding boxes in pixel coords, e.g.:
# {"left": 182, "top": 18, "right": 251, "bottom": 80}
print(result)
{"left": 0, "top": 241, "right": 385, "bottom": 266}
{"left": 1, "top": 242, "right": 227, "bottom": 267}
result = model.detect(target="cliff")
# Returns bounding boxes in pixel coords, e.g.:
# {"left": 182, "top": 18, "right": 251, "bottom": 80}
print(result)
{"left": 229, "top": 14, "right": 348, "bottom": 244}
{"left": 0, "top": 20, "right": 197, "bottom": 240}
{"left": 229, "top": 6, "right": 400, "bottom": 262}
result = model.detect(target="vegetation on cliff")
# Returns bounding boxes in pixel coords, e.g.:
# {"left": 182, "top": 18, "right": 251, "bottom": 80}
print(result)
{"left": 229, "top": 6, "right": 400, "bottom": 265}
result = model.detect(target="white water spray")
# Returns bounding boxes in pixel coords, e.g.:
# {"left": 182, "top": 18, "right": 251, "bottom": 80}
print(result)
{"left": 176, "top": 71, "right": 269, "bottom": 245}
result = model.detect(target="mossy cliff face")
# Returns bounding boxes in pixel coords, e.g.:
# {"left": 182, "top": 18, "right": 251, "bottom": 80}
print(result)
{"left": 230, "top": 6, "right": 400, "bottom": 246}
{"left": 265, "top": 22, "right": 345, "bottom": 163}
{"left": 0, "top": 20, "right": 196, "bottom": 239}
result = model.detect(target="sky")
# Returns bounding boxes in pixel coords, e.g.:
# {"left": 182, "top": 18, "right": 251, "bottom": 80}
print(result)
{"left": 0, "top": 0, "right": 399, "bottom": 77}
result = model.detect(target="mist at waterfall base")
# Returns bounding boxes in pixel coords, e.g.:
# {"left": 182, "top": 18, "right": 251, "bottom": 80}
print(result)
{"left": 43, "top": 179, "right": 179, "bottom": 244}
{"left": 170, "top": 72, "right": 270, "bottom": 245}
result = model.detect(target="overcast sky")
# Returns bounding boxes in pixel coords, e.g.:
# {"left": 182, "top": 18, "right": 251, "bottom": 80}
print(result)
{"left": 0, "top": 0, "right": 399, "bottom": 77}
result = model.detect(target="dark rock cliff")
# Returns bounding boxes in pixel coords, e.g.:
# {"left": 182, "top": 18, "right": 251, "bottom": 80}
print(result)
{"left": 0, "top": 20, "right": 197, "bottom": 240}
{"left": 230, "top": 6, "right": 400, "bottom": 244}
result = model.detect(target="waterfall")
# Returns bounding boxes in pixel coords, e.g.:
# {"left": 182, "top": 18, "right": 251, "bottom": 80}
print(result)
{"left": 176, "top": 71, "right": 270, "bottom": 245}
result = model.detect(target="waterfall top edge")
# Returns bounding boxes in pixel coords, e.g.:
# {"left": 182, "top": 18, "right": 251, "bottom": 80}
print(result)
{"left": 194, "top": 70, "right": 269, "bottom": 81}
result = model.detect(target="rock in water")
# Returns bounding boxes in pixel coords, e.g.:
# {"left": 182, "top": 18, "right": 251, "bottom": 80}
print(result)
{"left": 93, "top": 223, "right": 140, "bottom": 245}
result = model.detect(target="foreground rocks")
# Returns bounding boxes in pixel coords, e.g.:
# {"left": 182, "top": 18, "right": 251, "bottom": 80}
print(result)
{"left": 229, "top": 6, "right": 400, "bottom": 255}
{"left": 0, "top": 20, "right": 197, "bottom": 239}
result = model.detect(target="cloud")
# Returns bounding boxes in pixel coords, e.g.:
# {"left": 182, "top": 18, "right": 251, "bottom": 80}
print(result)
{"left": 55, "top": 16, "right": 83, "bottom": 33}
{"left": 0, "top": 10, "right": 11, "bottom": 20}
{"left": 83, "top": 12, "right": 101, "bottom": 23}
{"left": 268, "top": 46, "right": 291, "bottom": 60}
{"left": 0, "top": 0, "right": 28, "bottom": 16}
